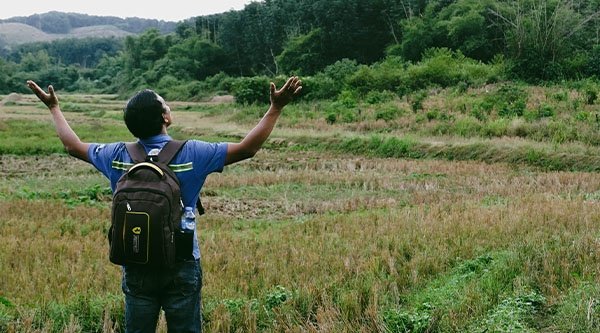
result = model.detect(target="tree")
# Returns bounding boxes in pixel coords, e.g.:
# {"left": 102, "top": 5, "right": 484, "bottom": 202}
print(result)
{"left": 277, "top": 29, "right": 327, "bottom": 75}
{"left": 490, "top": 0, "right": 600, "bottom": 80}
{"left": 164, "top": 36, "right": 227, "bottom": 80}
{"left": 19, "top": 50, "right": 52, "bottom": 72}
{"left": 0, "top": 58, "right": 16, "bottom": 93}
{"left": 400, "top": 0, "right": 502, "bottom": 62}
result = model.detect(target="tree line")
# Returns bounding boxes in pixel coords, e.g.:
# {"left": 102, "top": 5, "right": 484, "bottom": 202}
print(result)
{"left": 1, "top": 0, "right": 599, "bottom": 99}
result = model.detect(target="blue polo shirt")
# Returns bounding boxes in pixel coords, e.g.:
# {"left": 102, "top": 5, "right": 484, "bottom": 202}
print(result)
{"left": 88, "top": 134, "right": 228, "bottom": 260}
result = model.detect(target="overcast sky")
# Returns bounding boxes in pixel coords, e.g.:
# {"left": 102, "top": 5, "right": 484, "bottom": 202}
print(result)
{"left": 0, "top": 0, "right": 257, "bottom": 21}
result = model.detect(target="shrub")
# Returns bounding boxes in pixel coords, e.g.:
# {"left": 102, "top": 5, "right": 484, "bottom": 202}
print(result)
{"left": 405, "top": 48, "right": 501, "bottom": 91}
{"left": 410, "top": 91, "right": 428, "bottom": 112}
{"left": 584, "top": 86, "right": 598, "bottom": 105}
{"left": 383, "top": 308, "right": 431, "bottom": 333}
{"left": 537, "top": 104, "right": 555, "bottom": 118}
{"left": 337, "top": 90, "right": 358, "bottom": 108}
{"left": 233, "top": 76, "right": 271, "bottom": 105}
{"left": 322, "top": 58, "right": 360, "bottom": 83}
{"left": 365, "top": 90, "right": 396, "bottom": 104}
{"left": 202, "top": 72, "right": 236, "bottom": 93}
{"left": 484, "top": 119, "right": 510, "bottom": 137}
{"left": 375, "top": 106, "right": 404, "bottom": 122}
{"left": 300, "top": 74, "right": 340, "bottom": 101}
{"left": 523, "top": 104, "right": 555, "bottom": 122}
{"left": 325, "top": 95, "right": 360, "bottom": 123}
{"left": 454, "top": 117, "right": 482, "bottom": 137}
{"left": 470, "top": 104, "right": 489, "bottom": 122}
{"left": 347, "top": 57, "right": 406, "bottom": 97}
{"left": 326, "top": 112, "right": 337, "bottom": 124}
{"left": 484, "top": 84, "right": 528, "bottom": 118}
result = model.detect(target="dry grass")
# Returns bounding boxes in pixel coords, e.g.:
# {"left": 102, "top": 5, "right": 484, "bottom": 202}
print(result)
{"left": 2, "top": 149, "right": 600, "bottom": 331}
{"left": 2, "top": 94, "right": 600, "bottom": 331}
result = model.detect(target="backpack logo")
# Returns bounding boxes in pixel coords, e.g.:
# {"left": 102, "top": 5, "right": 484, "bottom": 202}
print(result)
{"left": 132, "top": 227, "right": 142, "bottom": 235}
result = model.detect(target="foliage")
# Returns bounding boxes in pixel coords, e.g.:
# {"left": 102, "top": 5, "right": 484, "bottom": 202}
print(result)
{"left": 406, "top": 48, "right": 503, "bottom": 90}
{"left": 400, "top": 0, "right": 502, "bottom": 62}
{"left": 483, "top": 83, "right": 528, "bottom": 118}
{"left": 0, "top": 11, "right": 176, "bottom": 34}
{"left": 490, "top": 0, "right": 600, "bottom": 81}
{"left": 232, "top": 76, "right": 271, "bottom": 105}
{"left": 1, "top": 0, "right": 600, "bottom": 96}
{"left": 347, "top": 57, "right": 406, "bottom": 97}
{"left": 277, "top": 29, "right": 327, "bottom": 75}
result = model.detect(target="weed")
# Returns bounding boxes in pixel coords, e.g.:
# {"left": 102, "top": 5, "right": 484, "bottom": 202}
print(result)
{"left": 410, "top": 91, "right": 428, "bottom": 112}
{"left": 467, "top": 291, "right": 545, "bottom": 332}
{"left": 375, "top": 106, "right": 403, "bottom": 122}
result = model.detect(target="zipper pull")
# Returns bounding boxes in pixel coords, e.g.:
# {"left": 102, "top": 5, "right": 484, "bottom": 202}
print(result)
{"left": 126, "top": 202, "right": 132, "bottom": 211}
{"left": 171, "top": 233, "right": 174, "bottom": 243}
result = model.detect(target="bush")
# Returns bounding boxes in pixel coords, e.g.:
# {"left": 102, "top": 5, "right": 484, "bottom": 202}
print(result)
{"left": 232, "top": 76, "right": 271, "bottom": 105}
{"left": 410, "top": 91, "right": 428, "bottom": 112}
{"left": 326, "top": 112, "right": 337, "bottom": 124}
{"left": 202, "top": 72, "right": 236, "bottom": 93}
{"left": 484, "top": 119, "right": 510, "bottom": 137}
{"left": 405, "top": 48, "right": 501, "bottom": 91}
{"left": 454, "top": 117, "right": 483, "bottom": 137}
{"left": 347, "top": 57, "right": 406, "bottom": 97}
{"left": 300, "top": 74, "right": 341, "bottom": 101}
{"left": 375, "top": 106, "right": 404, "bottom": 122}
{"left": 156, "top": 77, "right": 207, "bottom": 101}
{"left": 337, "top": 90, "right": 358, "bottom": 108}
{"left": 365, "top": 90, "right": 396, "bottom": 104}
{"left": 325, "top": 94, "right": 360, "bottom": 123}
{"left": 483, "top": 84, "right": 528, "bottom": 118}
{"left": 322, "top": 58, "right": 360, "bottom": 83}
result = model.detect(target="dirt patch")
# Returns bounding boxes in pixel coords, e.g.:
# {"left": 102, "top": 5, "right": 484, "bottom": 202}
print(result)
{"left": 208, "top": 95, "right": 235, "bottom": 104}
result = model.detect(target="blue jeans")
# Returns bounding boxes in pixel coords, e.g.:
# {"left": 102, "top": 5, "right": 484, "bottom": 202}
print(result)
{"left": 122, "top": 260, "right": 202, "bottom": 333}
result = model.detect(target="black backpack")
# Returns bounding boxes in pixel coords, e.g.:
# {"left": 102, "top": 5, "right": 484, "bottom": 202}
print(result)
{"left": 108, "top": 140, "right": 188, "bottom": 267}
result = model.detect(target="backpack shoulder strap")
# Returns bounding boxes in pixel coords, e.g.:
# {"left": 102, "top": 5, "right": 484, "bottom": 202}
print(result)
{"left": 125, "top": 142, "right": 147, "bottom": 163}
{"left": 157, "top": 140, "right": 187, "bottom": 164}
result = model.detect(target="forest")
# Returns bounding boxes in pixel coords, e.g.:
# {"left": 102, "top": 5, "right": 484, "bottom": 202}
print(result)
{"left": 0, "top": 0, "right": 599, "bottom": 102}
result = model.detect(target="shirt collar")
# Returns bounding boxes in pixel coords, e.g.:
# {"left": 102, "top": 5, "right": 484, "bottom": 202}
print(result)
{"left": 139, "top": 134, "right": 171, "bottom": 145}
{"left": 138, "top": 134, "right": 172, "bottom": 145}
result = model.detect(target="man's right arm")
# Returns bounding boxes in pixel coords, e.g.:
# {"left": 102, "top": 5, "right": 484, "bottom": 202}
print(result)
{"left": 27, "top": 80, "right": 91, "bottom": 162}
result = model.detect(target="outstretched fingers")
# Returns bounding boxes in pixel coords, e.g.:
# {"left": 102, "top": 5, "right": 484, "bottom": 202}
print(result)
{"left": 281, "top": 76, "right": 302, "bottom": 96}
{"left": 26, "top": 80, "right": 57, "bottom": 107}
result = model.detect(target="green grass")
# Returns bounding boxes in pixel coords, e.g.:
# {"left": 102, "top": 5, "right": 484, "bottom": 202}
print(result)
{"left": 0, "top": 119, "right": 135, "bottom": 155}
{"left": 2, "top": 93, "right": 600, "bottom": 332}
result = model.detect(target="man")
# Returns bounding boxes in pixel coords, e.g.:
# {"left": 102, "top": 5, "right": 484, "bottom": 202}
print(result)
{"left": 27, "top": 76, "right": 302, "bottom": 332}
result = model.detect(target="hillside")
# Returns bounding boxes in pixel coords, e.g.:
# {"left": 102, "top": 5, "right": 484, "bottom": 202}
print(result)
{"left": 0, "top": 11, "right": 176, "bottom": 46}
{"left": 0, "top": 23, "right": 53, "bottom": 45}
{"left": 0, "top": 22, "right": 133, "bottom": 46}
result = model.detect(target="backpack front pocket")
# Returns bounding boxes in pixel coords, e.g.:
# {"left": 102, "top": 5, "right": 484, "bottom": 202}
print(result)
{"left": 124, "top": 211, "right": 150, "bottom": 264}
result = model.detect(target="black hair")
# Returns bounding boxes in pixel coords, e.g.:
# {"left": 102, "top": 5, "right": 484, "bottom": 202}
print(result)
{"left": 123, "top": 89, "right": 166, "bottom": 139}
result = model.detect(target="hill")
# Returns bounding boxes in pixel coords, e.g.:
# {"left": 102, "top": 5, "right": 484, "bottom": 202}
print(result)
{"left": 0, "top": 22, "right": 132, "bottom": 46}
{"left": 0, "top": 11, "right": 176, "bottom": 46}
{"left": 0, "top": 23, "right": 52, "bottom": 45}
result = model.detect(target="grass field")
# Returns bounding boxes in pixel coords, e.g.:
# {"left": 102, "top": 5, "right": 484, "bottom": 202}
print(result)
{"left": 1, "top": 87, "right": 600, "bottom": 332}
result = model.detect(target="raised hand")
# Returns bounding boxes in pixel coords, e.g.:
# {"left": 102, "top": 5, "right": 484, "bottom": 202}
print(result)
{"left": 270, "top": 76, "right": 302, "bottom": 110}
{"left": 27, "top": 80, "right": 59, "bottom": 109}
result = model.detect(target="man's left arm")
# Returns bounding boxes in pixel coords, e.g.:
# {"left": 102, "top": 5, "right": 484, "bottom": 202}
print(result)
{"left": 225, "top": 76, "right": 302, "bottom": 165}
{"left": 225, "top": 76, "right": 302, "bottom": 166}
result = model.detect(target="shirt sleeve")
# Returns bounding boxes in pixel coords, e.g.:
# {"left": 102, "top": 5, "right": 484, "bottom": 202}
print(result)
{"left": 187, "top": 140, "right": 228, "bottom": 177}
{"left": 87, "top": 142, "right": 124, "bottom": 179}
